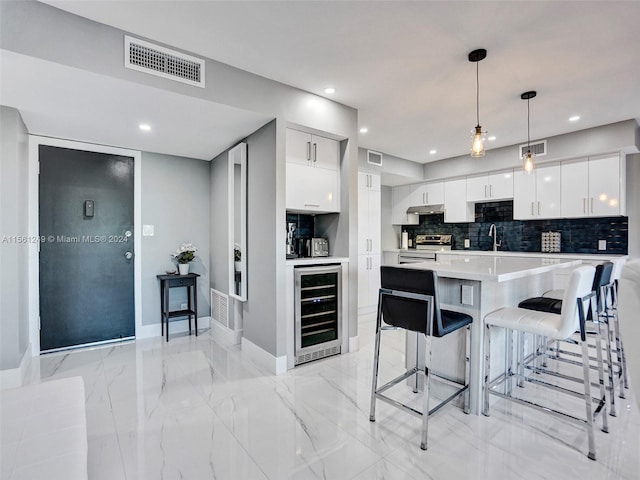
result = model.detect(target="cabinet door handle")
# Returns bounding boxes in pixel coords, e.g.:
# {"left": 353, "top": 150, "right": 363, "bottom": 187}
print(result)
{"left": 538, "top": 202, "right": 541, "bottom": 216}
{"left": 313, "top": 143, "right": 317, "bottom": 163}
{"left": 306, "top": 141, "right": 311, "bottom": 162}
{"left": 304, "top": 204, "right": 319, "bottom": 208}
{"left": 531, "top": 202, "right": 534, "bottom": 216}
{"left": 368, "top": 174, "right": 371, "bottom": 188}
{"left": 484, "top": 185, "right": 488, "bottom": 198}
{"left": 490, "top": 184, "right": 493, "bottom": 197}
{"left": 590, "top": 197, "right": 594, "bottom": 213}
{"left": 583, "top": 198, "right": 586, "bottom": 214}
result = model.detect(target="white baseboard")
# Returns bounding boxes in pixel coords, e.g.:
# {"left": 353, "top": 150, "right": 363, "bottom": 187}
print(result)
{"left": 136, "top": 316, "right": 210, "bottom": 339}
{"left": 241, "top": 337, "right": 287, "bottom": 375}
{"left": 348, "top": 335, "right": 360, "bottom": 353}
{"left": 210, "top": 319, "right": 242, "bottom": 345}
{"left": 0, "top": 343, "right": 32, "bottom": 390}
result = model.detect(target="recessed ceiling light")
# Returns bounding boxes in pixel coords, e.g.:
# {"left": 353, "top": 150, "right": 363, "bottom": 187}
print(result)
{"left": 429, "top": 149, "right": 437, "bottom": 155}
{"left": 569, "top": 115, "right": 580, "bottom": 122}
{"left": 139, "top": 123, "right": 151, "bottom": 131}
{"left": 487, "top": 136, "right": 496, "bottom": 141}
{"left": 324, "top": 87, "right": 336, "bottom": 94}
{"left": 359, "top": 127, "right": 368, "bottom": 134}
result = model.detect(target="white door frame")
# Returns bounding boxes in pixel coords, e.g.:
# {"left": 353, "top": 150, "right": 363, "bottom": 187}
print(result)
{"left": 28, "top": 136, "right": 142, "bottom": 354}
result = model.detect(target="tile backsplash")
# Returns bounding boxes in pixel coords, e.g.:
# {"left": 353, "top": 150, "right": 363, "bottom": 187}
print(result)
{"left": 402, "top": 201, "right": 628, "bottom": 254}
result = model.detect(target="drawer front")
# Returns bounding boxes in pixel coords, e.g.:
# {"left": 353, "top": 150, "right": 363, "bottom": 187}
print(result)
{"left": 167, "top": 277, "right": 194, "bottom": 287}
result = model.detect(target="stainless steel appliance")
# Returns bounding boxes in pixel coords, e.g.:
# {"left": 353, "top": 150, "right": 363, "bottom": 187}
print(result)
{"left": 309, "top": 238, "right": 329, "bottom": 257}
{"left": 398, "top": 234, "right": 452, "bottom": 263}
{"left": 294, "top": 264, "right": 341, "bottom": 365}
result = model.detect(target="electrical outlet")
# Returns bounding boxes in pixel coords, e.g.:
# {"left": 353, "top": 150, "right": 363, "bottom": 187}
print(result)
{"left": 464, "top": 238, "right": 470, "bottom": 249}
{"left": 598, "top": 240, "right": 607, "bottom": 251}
{"left": 461, "top": 285, "right": 473, "bottom": 305}
{"left": 181, "top": 303, "right": 188, "bottom": 310}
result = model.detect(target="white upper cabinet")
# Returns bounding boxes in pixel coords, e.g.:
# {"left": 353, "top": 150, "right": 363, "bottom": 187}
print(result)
{"left": 513, "top": 164, "right": 561, "bottom": 220}
{"left": 358, "top": 171, "right": 381, "bottom": 191}
{"left": 466, "top": 170, "right": 514, "bottom": 202}
{"left": 444, "top": 178, "right": 474, "bottom": 223}
{"left": 392, "top": 184, "right": 419, "bottom": 225}
{"left": 286, "top": 128, "right": 340, "bottom": 213}
{"left": 411, "top": 181, "right": 444, "bottom": 206}
{"left": 285, "top": 128, "right": 339, "bottom": 170}
{"left": 561, "top": 154, "right": 626, "bottom": 218}
{"left": 358, "top": 172, "right": 381, "bottom": 254}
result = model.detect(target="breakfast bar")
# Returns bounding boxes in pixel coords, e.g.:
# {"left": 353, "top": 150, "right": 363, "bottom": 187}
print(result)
{"left": 393, "top": 254, "right": 581, "bottom": 414}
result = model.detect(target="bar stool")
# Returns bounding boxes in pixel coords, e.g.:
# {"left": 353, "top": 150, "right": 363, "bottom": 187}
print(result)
{"left": 617, "top": 259, "right": 640, "bottom": 409}
{"left": 606, "top": 257, "right": 628, "bottom": 395}
{"left": 518, "top": 262, "right": 620, "bottom": 415}
{"left": 484, "top": 265, "right": 609, "bottom": 460}
{"left": 369, "top": 266, "right": 473, "bottom": 450}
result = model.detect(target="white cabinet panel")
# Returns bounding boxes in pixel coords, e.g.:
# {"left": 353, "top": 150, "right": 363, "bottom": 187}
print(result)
{"left": 358, "top": 172, "right": 381, "bottom": 254}
{"left": 444, "top": 178, "right": 474, "bottom": 223}
{"left": 285, "top": 128, "right": 313, "bottom": 166}
{"left": 561, "top": 154, "right": 625, "bottom": 218}
{"left": 286, "top": 163, "right": 339, "bottom": 212}
{"left": 513, "top": 164, "right": 560, "bottom": 219}
{"left": 560, "top": 159, "right": 589, "bottom": 217}
{"left": 358, "top": 172, "right": 381, "bottom": 191}
{"left": 358, "top": 253, "right": 380, "bottom": 312}
{"left": 312, "top": 134, "right": 340, "bottom": 170}
{"left": 466, "top": 170, "right": 514, "bottom": 202}
{"left": 412, "top": 181, "right": 444, "bottom": 206}
{"left": 392, "top": 185, "right": 419, "bottom": 225}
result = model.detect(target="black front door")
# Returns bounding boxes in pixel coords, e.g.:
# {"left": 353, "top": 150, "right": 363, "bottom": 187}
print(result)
{"left": 39, "top": 145, "right": 135, "bottom": 351}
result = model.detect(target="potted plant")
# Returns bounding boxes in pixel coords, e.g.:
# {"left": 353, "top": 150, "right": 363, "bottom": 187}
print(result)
{"left": 172, "top": 243, "right": 198, "bottom": 275}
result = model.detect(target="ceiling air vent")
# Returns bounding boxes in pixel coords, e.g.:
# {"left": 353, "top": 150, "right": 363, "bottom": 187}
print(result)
{"left": 367, "top": 150, "right": 383, "bottom": 167}
{"left": 124, "top": 35, "right": 205, "bottom": 88}
{"left": 519, "top": 140, "right": 547, "bottom": 158}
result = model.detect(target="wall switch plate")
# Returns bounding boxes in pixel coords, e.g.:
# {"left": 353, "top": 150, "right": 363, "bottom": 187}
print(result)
{"left": 464, "top": 238, "right": 470, "bottom": 249}
{"left": 598, "top": 240, "right": 607, "bottom": 251}
{"left": 143, "top": 224, "right": 154, "bottom": 236}
{"left": 461, "top": 285, "right": 473, "bottom": 306}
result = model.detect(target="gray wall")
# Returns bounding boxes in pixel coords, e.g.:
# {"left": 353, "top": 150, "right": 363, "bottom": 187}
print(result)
{"left": 0, "top": 106, "right": 29, "bottom": 370}
{"left": 209, "top": 147, "right": 231, "bottom": 294}
{"left": 423, "top": 119, "right": 640, "bottom": 181}
{"left": 141, "top": 152, "right": 211, "bottom": 325}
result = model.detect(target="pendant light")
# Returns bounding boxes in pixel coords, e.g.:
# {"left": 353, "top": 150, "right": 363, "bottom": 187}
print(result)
{"left": 521, "top": 91, "right": 537, "bottom": 174}
{"left": 468, "top": 49, "right": 487, "bottom": 157}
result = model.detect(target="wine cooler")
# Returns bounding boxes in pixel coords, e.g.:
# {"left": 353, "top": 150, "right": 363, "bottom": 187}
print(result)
{"left": 294, "top": 264, "right": 342, "bottom": 365}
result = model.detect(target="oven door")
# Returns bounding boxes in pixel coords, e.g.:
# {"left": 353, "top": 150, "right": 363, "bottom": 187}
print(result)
{"left": 398, "top": 253, "right": 436, "bottom": 264}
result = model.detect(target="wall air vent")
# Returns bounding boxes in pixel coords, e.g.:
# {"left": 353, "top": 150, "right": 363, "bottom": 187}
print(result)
{"left": 124, "top": 35, "right": 205, "bottom": 88}
{"left": 519, "top": 140, "right": 547, "bottom": 158}
{"left": 211, "top": 288, "right": 229, "bottom": 328}
{"left": 367, "top": 150, "right": 383, "bottom": 166}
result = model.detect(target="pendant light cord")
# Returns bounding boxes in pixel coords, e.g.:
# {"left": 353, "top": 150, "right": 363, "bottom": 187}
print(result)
{"left": 476, "top": 61, "right": 480, "bottom": 126}
{"left": 527, "top": 97, "right": 530, "bottom": 148}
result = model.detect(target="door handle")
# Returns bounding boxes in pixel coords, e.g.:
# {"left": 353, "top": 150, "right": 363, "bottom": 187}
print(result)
{"left": 490, "top": 184, "right": 493, "bottom": 197}
{"left": 313, "top": 143, "right": 317, "bottom": 163}
{"left": 484, "top": 185, "right": 488, "bottom": 198}
{"left": 583, "top": 198, "right": 586, "bottom": 214}
{"left": 124, "top": 251, "right": 133, "bottom": 260}
{"left": 538, "top": 202, "right": 541, "bottom": 216}
{"left": 531, "top": 202, "right": 534, "bottom": 216}
{"left": 590, "top": 197, "right": 594, "bottom": 213}
{"left": 306, "top": 142, "right": 311, "bottom": 162}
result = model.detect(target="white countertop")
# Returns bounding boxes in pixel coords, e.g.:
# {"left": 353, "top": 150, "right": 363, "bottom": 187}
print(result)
{"left": 393, "top": 254, "right": 581, "bottom": 282}
{"left": 286, "top": 257, "right": 349, "bottom": 266}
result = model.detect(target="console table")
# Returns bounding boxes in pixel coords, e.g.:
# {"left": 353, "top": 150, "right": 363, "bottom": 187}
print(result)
{"left": 157, "top": 273, "right": 200, "bottom": 341}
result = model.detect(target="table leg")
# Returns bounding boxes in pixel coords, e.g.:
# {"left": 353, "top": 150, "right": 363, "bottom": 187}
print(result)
{"left": 194, "top": 282, "right": 198, "bottom": 336}
{"left": 164, "top": 283, "right": 170, "bottom": 342}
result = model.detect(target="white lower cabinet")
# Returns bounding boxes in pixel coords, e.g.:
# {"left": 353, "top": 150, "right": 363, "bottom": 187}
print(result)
{"left": 358, "top": 253, "right": 380, "bottom": 313}
{"left": 513, "top": 164, "right": 561, "bottom": 220}
{"left": 286, "top": 162, "right": 339, "bottom": 213}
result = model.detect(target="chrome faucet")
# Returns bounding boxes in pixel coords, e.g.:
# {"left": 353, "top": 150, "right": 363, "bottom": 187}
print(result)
{"left": 488, "top": 224, "right": 501, "bottom": 251}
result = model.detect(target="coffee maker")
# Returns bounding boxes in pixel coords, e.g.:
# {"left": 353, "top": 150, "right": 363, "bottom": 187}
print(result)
{"left": 286, "top": 222, "right": 297, "bottom": 259}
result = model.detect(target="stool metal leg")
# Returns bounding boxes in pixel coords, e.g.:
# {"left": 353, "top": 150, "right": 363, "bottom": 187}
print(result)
{"left": 517, "top": 331, "right": 525, "bottom": 388}
{"left": 603, "top": 317, "right": 616, "bottom": 416}
{"left": 464, "top": 325, "right": 471, "bottom": 414}
{"left": 580, "top": 336, "right": 597, "bottom": 461}
{"left": 369, "top": 293, "right": 384, "bottom": 423}
{"left": 483, "top": 322, "right": 491, "bottom": 416}
{"left": 421, "top": 334, "right": 432, "bottom": 450}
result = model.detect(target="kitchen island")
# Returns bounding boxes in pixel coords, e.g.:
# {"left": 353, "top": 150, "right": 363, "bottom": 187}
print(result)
{"left": 391, "top": 255, "right": 581, "bottom": 414}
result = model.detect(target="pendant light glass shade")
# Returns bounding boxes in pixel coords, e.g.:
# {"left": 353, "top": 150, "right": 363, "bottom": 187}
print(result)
{"left": 468, "top": 49, "right": 487, "bottom": 158}
{"left": 521, "top": 90, "right": 537, "bottom": 175}
{"left": 471, "top": 125, "right": 485, "bottom": 157}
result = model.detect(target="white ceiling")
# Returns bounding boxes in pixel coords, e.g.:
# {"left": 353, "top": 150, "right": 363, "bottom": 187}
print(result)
{"left": 8, "top": 1, "right": 640, "bottom": 164}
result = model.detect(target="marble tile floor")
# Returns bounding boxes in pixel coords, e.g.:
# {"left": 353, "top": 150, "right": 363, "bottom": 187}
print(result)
{"left": 10, "top": 313, "right": 640, "bottom": 480}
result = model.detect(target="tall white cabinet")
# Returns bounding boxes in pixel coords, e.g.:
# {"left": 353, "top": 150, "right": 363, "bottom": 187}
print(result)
{"left": 286, "top": 128, "right": 340, "bottom": 213}
{"left": 358, "top": 172, "right": 381, "bottom": 313}
{"left": 561, "top": 154, "right": 626, "bottom": 218}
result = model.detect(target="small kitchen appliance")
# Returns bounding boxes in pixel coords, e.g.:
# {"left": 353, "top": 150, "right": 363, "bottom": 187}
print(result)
{"left": 309, "top": 238, "right": 329, "bottom": 257}
{"left": 286, "top": 222, "right": 297, "bottom": 259}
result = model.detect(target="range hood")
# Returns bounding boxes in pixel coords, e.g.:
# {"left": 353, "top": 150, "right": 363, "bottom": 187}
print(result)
{"left": 406, "top": 204, "right": 445, "bottom": 215}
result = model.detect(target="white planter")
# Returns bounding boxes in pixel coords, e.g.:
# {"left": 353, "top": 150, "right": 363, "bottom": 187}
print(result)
{"left": 178, "top": 263, "right": 190, "bottom": 275}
